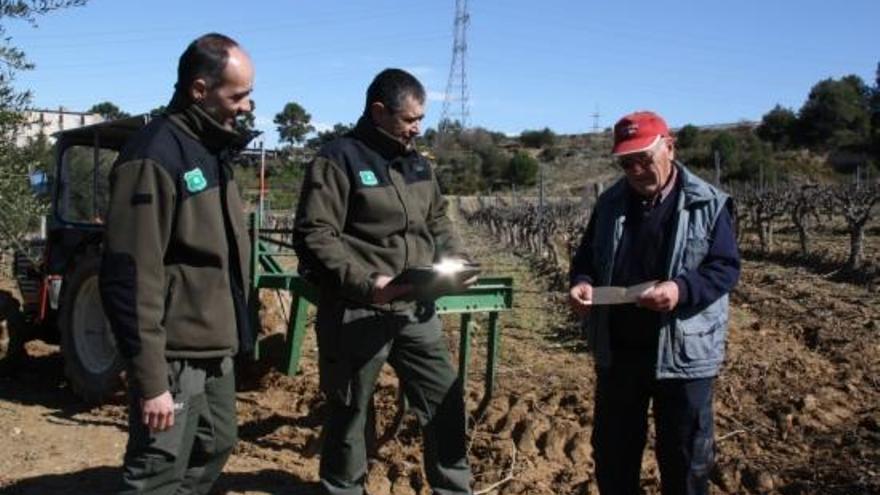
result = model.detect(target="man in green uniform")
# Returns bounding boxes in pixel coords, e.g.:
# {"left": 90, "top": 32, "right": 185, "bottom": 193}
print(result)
{"left": 99, "top": 33, "right": 256, "bottom": 494}
{"left": 293, "top": 68, "right": 473, "bottom": 495}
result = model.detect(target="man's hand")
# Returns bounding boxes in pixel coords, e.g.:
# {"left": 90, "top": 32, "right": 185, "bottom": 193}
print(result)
{"left": 448, "top": 257, "right": 478, "bottom": 289}
{"left": 637, "top": 281, "right": 679, "bottom": 312}
{"left": 569, "top": 282, "right": 593, "bottom": 317}
{"left": 141, "top": 391, "right": 175, "bottom": 433}
{"left": 371, "top": 274, "right": 411, "bottom": 304}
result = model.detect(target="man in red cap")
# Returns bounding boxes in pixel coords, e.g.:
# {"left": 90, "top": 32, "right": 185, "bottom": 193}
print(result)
{"left": 568, "top": 111, "right": 740, "bottom": 494}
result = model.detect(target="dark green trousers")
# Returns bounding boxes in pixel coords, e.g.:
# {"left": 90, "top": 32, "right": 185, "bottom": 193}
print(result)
{"left": 118, "top": 356, "right": 237, "bottom": 495}
{"left": 316, "top": 301, "right": 472, "bottom": 495}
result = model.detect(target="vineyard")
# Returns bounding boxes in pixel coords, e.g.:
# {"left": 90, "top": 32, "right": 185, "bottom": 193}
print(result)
{"left": 462, "top": 180, "right": 880, "bottom": 286}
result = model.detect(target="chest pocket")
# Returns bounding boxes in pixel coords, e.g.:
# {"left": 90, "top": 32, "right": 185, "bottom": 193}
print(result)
{"left": 680, "top": 211, "right": 713, "bottom": 272}
{"left": 347, "top": 166, "right": 405, "bottom": 240}
{"left": 681, "top": 237, "right": 710, "bottom": 272}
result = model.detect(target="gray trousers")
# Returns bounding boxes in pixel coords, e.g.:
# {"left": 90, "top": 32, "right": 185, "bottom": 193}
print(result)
{"left": 118, "top": 356, "right": 237, "bottom": 495}
{"left": 316, "top": 300, "right": 472, "bottom": 495}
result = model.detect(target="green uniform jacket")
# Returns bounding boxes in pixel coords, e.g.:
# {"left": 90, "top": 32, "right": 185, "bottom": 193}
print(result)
{"left": 293, "top": 117, "right": 463, "bottom": 310}
{"left": 99, "top": 105, "right": 253, "bottom": 399}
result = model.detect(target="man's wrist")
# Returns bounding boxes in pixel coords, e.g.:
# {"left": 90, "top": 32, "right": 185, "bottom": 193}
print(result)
{"left": 672, "top": 277, "right": 690, "bottom": 306}
{"left": 570, "top": 275, "right": 593, "bottom": 289}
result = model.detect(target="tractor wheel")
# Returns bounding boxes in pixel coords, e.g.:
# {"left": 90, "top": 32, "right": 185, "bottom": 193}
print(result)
{"left": 59, "top": 256, "right": 123, "bottom": 403}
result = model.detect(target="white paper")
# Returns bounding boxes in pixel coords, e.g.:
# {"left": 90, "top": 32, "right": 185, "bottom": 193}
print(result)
{"left": 590, "top": 281, "right": 658, "bottom": 305}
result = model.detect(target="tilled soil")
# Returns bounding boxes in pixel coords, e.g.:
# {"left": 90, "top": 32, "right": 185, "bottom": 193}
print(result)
{"left": 1, "top": 220, "right": 879, "bottom": 494}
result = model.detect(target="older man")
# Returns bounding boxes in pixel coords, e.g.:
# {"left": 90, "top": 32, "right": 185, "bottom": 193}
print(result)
{"left": 569, "top": 111, "right": 740, "bottom": 495}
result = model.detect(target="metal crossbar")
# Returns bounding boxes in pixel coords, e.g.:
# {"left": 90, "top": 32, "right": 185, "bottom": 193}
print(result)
{"left": 248, "top": 213, "right": 514, "bottom": 405}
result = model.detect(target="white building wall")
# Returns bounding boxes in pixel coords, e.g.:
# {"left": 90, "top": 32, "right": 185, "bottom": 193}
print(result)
{"left": 15, "top": 108, "right": 105, "bottom": 147}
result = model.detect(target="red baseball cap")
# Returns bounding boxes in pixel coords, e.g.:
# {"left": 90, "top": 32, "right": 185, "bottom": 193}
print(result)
{"left": 612, "top": 111, "right": 670, "bottom": 156}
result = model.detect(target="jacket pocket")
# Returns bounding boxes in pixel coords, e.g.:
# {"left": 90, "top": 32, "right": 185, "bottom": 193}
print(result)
{"left": 674, "top": 311, "right": 725, "bottom": 364}
{"left": 163, "top": 265, "right": 236, "bottom": 352}
{"left": 681, "top": 237, "right": 710, "bottom": 272}
{"left": 160, "top": 272, "right": 177, "bottom": 327}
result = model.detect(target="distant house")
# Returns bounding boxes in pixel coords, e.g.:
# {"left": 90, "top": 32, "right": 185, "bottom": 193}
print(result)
{"left": 16, "top": 107, "right": 105, "bottom": 147}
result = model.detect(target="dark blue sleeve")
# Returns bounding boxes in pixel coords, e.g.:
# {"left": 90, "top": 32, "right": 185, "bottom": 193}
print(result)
{"left": 569, "top": 212, "right": 597, "bottom": 287}
{"left": 672, "top": 201, "right": 740, "bottom": 309}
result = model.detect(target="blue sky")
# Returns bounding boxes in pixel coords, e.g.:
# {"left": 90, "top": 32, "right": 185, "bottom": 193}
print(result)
{"left": 5, "top": 0, "right": 877, "bottom": 148}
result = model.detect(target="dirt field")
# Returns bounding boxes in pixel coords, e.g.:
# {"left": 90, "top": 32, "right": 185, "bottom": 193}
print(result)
{"left": 1, "top": 214, "right": 879, "bottom": 494}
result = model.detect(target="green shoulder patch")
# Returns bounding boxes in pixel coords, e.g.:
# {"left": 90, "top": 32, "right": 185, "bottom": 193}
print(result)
{"left": 359, "top": 170, "right": 379, "bottom": 186}
{"left": 184, "top": 167, "right": 208, "bottom": 193}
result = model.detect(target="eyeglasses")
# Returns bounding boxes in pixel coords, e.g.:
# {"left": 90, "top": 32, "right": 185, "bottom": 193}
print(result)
{"left": 617, "top": 140, "right": 665, "bottom": 170}
{"left": 617, "top": 152, "right": 655, "bottom": 170}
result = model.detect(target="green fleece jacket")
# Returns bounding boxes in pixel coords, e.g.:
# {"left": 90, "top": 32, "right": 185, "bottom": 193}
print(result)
{"left": 99, "top": 105, "right": 253, "bottom": 399}
{"left": 293, "top": 116, "right": 463, "bottom": 310}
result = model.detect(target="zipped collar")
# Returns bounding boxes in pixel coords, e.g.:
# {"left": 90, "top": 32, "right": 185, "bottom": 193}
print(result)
{"left": 677, "top": 162, "right": 717, "bottom": 206}
{"left": 352, "top": 115, "right": 414, "bottom": 160}
{"left": 167, "top": 103, "right": 254, "bottom": 155}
